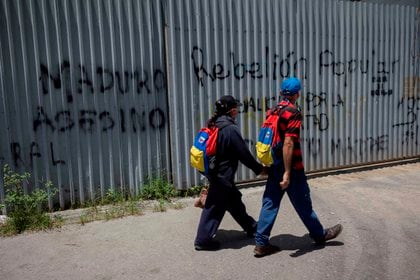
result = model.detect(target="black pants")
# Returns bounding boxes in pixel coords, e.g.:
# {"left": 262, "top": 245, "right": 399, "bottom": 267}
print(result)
{"left": 194, "top": 182, "right": 256, "bottom": 245}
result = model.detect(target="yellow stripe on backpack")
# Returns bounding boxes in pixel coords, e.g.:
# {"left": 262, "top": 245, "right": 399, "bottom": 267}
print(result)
{"left": 190, "top": 146, "right": 205, "bottom": 173}
{"left": 256, "top": 141, "right": 274, "bottom": 166}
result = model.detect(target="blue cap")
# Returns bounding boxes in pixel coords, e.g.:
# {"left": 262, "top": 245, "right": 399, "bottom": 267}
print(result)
{"left": 281, "top": 77, "right": 302, "bottom": 96}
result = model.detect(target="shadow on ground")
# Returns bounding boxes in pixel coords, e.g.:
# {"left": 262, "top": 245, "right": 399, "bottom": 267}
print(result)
{"left": 215, "top": 230, "right": 343, "bottom": 257}
{"left": 216, "top": 229, "right": 255, "bottom": 249}
{"left": 270, "top": 234, "right": 344, "bottom": 257}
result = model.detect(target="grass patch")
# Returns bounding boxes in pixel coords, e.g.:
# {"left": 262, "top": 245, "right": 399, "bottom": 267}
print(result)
{"left": 0, "top": 169, "right": 204, "bottom": 230}
{"left": 138, "top": 176, "right": 178, "bottom": 201}
{"left": 152, "top": 199, "right": 167, "bottom": 212}
{"left": 0, "top": 165, "right": 61, "bottom": 236}
{"left": 103, "top": 188, "right": 126, "bottom": 204}
{"left": 78, "top": 200, "right": 144, "bottom": 226}
{"left": 178, "top": 185, "right": 207, "bottom": 198}
{"left": 77, "top": 179, "right": 203, "bottom": 224}
{"left": 169, "top": 201, "right": 186, "bottom": 210}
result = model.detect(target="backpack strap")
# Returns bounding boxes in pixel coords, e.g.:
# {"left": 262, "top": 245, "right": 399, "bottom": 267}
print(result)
{"left": 268, "top": 103, "right": 287, "bottom": 117}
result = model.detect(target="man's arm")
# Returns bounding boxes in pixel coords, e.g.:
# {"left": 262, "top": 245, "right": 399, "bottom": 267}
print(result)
{"left": 279, "top": 136, "right": 294, "bottom": 190}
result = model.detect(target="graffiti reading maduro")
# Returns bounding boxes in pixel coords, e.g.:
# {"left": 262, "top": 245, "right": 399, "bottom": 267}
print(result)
{"left": 40, "top": 60, "right": 166, "bottom": 98}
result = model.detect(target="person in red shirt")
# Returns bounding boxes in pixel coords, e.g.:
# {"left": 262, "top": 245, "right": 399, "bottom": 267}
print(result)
{"left": 254, "top": 77, "right": 343, "bottom": 257}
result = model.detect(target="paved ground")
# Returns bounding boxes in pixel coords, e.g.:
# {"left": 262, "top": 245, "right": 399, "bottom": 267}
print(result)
{"left": 1, "top": 162, "right": 420, "bottom": 280}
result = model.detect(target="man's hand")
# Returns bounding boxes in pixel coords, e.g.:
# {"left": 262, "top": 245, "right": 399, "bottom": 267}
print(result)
{"left": 279, "top": 172, "right": 290, "bottom": 190}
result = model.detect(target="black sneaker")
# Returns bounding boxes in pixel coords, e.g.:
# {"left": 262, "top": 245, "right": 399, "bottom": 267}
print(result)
{"left": 315, "top": 224, "right": 343, "bottom": 245}
{"left": 254, "top": 244, "right": 280, "bottom": 258}
{"left": 194, "top": 240, "right": 221, "bottom": 251}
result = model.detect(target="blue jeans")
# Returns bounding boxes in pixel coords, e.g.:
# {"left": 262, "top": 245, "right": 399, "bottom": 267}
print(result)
{"left": 255, "top": 165, "right": 325, "bottom": 246}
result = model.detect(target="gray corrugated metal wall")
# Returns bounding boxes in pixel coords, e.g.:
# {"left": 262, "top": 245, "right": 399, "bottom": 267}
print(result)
{"left": 0, "top": 0, "right": 170, "bottom": 208}
{"left": 167, "top": 0, "right": 420, "bottom": 188}
{"left": 1, "top": 0, "right": 419, "bottom": 209}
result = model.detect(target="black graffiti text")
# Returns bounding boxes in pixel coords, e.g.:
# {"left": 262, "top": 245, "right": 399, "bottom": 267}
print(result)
{"left": 319, "top": 50, "right": 399, "bottom": 87}
{"left": 304, "top": 135, "right": 389, "bottom": 158}
{"left": 33, "top": 106, "right": 166, "bottom": 134}
{"left": 305, "top": 92, "right": 344, "bottom": 111}
{"left": 191, "top": 46, "right": 308, "bottom": 87}
{"left": 10, "top": 141, "right": 65, "bottom": 168}
{"left": 371, "top": 76, "right": 393, "bottom": 96}
{"left": 40, "top": 61, "right": 166, "bottom": 102}
{"left": 393, "top": 96, "right": 419, "bottom": 145}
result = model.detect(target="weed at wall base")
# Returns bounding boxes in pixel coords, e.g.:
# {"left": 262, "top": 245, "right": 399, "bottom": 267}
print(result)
{"left": 78, "top": 201, "right": 144, "bottom": 226}
{"left": 0, "top": 165, "right": 60, "bottom": 236}
{"left": 138, "top": 176, "right": 178, "bottom": 201}
{"left": 153, "top": 199, "right": 167, "bottom": 212}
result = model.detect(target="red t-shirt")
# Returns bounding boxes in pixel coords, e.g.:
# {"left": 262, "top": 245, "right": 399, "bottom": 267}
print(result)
{"left": 276, "top": 100, "right": 304, "bottom": 171}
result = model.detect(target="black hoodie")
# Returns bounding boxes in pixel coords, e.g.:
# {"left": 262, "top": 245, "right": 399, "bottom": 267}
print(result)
{"left": 211, "top": 115, "right": 263, "bottom": 187}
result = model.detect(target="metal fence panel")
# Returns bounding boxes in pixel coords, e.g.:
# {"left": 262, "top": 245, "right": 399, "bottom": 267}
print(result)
{"left": 0, "top": 0, "right": 170, "bottom": 208}
{"left": 166, "top": 0, "right": 420, "bottom": 189}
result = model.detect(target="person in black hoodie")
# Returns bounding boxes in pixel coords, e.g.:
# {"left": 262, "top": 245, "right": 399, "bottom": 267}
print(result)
{"left": 194, "top": 95, "right": 267, "bottom": 251}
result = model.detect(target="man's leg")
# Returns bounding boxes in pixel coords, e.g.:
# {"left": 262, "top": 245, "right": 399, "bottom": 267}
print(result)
{"left": 255, "top": 166, "right": 285, "bottom": 246}
{"left": 286, "top": 171, "right": 325, "bottom": 241}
